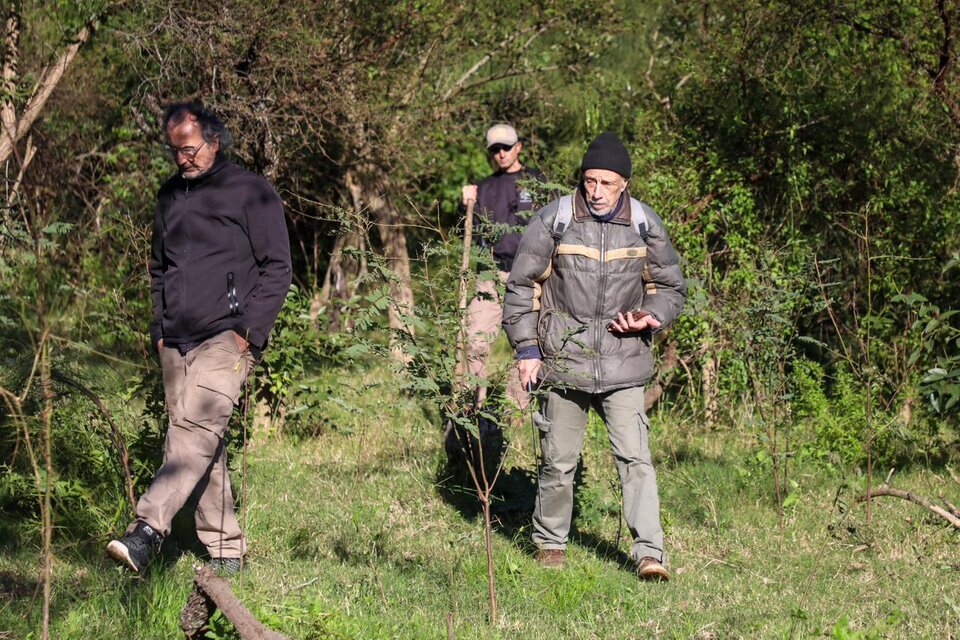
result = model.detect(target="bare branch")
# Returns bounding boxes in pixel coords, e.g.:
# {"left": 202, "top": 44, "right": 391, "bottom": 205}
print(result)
{"left": 5, "top": 133, "right": 34, "bottom": 206}
{"left": 182, "top": 566, "right": 289, "bottom": 639}
{"left": 858, "top": 485, "right": 960, "bottom": 529}
{"left": 441, "top": 22, "right": 550, "bottom": 102}
{"left": 942, "top": 496, "right": 960, "bottom": 518}
{"left": 814, "top": 254, "right": 854, "bottom": 365}
{"left": 0, "top": 19, "right": 96, "bottom": 164}
{"left": 453, "top": 64, "right": 560, "bottom": 97}
{"left": 392, "top": 7, "right": 464, "bottom": 122}
{"left": 1, "top": 7, "right": 21, "bottom": 149}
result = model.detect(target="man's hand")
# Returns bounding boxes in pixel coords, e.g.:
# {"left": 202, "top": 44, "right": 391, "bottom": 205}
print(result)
{"left": 607, "top": 310, "right": 661, "bottom": 334}
{"left": 232, "top": 331, "right": 249, "bottom": 352}
{"left": 157, "top": 338, "right": 164, "bottom": 351}
{"left": 461, "top": 184, "right": 478, "bottom": 205}
{"left": 517, "top": 358, "right": 541, "bottom": 388}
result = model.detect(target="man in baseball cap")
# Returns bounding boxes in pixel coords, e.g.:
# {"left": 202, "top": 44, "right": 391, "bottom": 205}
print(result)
{"left": 458, "top": 124, "right": 548, "bottom": 408}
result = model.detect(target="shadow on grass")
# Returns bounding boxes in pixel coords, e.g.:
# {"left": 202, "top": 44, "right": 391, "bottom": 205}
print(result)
{"left": 0, "top": 569, "right": 38, "bottom": 599}
{"left": 436, "top": 451, "right": 639, "bottom": 569}
{"left": 570, "top": 530, "right": 634, "bottom": 568}
{"left": 436, "top": 460, "right": 537, "bottom": 521}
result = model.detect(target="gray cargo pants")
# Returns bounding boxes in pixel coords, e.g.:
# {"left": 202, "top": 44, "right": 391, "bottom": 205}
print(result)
{"left": 532, "top": 386, "right": 664, "bottom": 563}
{"left": 131, "top": 331, "right": 254, "bottom": 559}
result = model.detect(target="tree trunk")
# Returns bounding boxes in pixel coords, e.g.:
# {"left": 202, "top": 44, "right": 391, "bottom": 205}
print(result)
{"left": 344, "top": 163, "right": 415, "bottom": 352}
{"left": 0, "top": 12, "right": 96, "bottom": 165}
{"left": 317, "top": 229, "right": 367, "bottom": 331}
{"left": 701, "top": 345, "right": 718, "bottom": 428}
{"left": 1, "top": 7, "right": 21, "bottom": 143}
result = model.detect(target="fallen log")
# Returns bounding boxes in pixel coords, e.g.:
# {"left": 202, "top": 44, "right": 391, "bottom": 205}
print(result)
{"left": 943, "top": 496, "right": 960, "bottom": 519}
{"left": 180, "top": 566, "right": 289, "bottom": 640}
{"left": 857, "top": 486, "right": 960, "bottom": 529}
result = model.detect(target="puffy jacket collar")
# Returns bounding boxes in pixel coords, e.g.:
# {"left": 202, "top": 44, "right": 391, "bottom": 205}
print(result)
{"left": 574, "top": 186, "right": 631, "bottom": 225}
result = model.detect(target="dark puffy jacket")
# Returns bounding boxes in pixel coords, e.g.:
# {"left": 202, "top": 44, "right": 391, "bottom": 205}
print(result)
{"left": 474, "top": 167, "right": 547, "bottom": 271}
{"left": 502, "top": 188, "right": 685, "bottom": 393}
{"left": 149, "top": 158, "right": 292, "bottom": 350}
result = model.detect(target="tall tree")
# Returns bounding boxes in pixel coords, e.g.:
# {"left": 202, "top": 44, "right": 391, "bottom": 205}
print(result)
{"left": 117, "top": 0, "right": 617, "bottom": 339}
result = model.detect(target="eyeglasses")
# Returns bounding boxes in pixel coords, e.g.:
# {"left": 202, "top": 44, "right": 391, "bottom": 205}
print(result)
{"left": 488, "top": 143, "right": 515, "bottom": 154}
{"left": 164, "top": 140, "right": 206, "bottom": 160}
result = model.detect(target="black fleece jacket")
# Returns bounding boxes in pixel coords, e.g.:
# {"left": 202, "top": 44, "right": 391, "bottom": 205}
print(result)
{"left": 149, "top": 157, "right": 292, "bottom": 351}
{"left": 474, "top": 167, "right": 547, "bottom": 272}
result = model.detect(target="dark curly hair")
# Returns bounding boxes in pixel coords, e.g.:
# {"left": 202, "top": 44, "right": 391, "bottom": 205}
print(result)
{"left": 162, "top": 102, "right": 234, "bottom": 154}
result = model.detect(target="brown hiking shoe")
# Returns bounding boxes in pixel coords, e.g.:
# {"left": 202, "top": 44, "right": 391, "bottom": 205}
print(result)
{"left": 535, "top": 548, "right": 566, "bottom": 569}
{"left": 636, "top": 556, "right": 670, "bottom": 581}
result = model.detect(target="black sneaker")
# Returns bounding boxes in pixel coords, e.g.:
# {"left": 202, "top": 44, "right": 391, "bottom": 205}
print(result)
{"left": 207, "top": 557, "right": 243, "bottom": 577}
{"left": 106, "top": 521, "right": 161, "bottom": 573}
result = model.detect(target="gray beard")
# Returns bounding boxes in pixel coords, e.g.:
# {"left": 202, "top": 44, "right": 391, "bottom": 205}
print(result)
{"left": 587, "top": 191, "right": 625, "bottom": 217}
{"left": 587, "top": 202, "right": 611, "bottom": 216}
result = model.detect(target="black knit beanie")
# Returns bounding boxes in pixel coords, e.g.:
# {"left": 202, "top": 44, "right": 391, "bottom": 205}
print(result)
{"left": 580, "top": 131, "right": 632, "bottom": 178}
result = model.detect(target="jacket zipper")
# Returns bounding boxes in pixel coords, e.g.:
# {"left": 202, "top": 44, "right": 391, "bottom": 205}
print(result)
{"left": 594, "top": 222, "right": 607, "bottom": 393}
{"left": 180, "top": 181, "right": 191, "bottom": 337}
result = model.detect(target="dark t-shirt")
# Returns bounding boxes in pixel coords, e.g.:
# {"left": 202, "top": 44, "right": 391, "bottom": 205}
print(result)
{"left": 474, "top": 167, "right": 548, "bottom": 271}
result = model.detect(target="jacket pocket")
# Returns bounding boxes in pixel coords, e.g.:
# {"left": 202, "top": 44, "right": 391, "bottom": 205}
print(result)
{"left": 181, "top": 341, "right": 251, "bottom": 437}
{"left": 531, "top": 409, "right": 555, "bottom": 462}
{"left": 539, "top": 309, "right": 559, "bottom": 356}
{"left": 195, "top": 334, "right": 251, "bottom": 404}
{"left": 539, "top": 309, "right": 587, "bottom": 357}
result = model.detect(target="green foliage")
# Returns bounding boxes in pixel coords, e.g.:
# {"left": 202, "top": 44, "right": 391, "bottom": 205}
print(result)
{"left": 3, "top": 2, "right": 960, "bottom": 635}
{"left": 897, "top": 287, "right": 960, "bottom": 417}
{"left": 0, "top": 357, "right": 164, "bottom": 546}
{"left": 342, "top": 240, "right": 465, "bottom": 412}
{"left": 830, "top": 611, "right": 905, "bottom": 640}
{"left": 255, "top": 285, "right": 338, "bottom": 437}
{"left": 790, "top": 361, "right": 867, "bottom": 465}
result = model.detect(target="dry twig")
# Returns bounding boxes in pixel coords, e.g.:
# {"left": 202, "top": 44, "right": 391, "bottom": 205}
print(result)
{"left": 858, "top": 485, "right": 960, "bottom": 529}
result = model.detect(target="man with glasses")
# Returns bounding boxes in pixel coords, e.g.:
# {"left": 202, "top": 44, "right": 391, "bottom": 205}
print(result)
{"left": 107, "top": 102, "right": 291, "bottom": 576}
{"left": 460, "top": 124, "right": 548, "bottom": 410}
{"left": 502, "top": 131, "right": 686, "bottom": 580}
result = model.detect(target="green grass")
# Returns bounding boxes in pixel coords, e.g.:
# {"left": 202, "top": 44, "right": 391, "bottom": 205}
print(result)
{"left": 1, "top": 374, "right": 959, "bottom": 639}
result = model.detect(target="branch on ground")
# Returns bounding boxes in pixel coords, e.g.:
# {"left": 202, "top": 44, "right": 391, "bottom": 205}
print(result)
{"left": 180, "top": 566, "right": 289, "bottom": 640}
{"left": 857, "top": 485, "right": 960, "bottom": 529}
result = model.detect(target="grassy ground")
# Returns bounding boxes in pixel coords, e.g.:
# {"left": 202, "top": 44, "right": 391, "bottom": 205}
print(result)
{"left": 1, "top": 372, "right": 959, "bottom": 639}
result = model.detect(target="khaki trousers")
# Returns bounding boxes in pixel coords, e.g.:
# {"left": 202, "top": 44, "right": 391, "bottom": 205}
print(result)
{"left": 532, "top": 386, "right": 665, "bottom": 563}
{"left": 132, "top": 331, "right": 254, "bottom": 559}
{"left": 466, "top": 270, "right": 527, "bottom": 408}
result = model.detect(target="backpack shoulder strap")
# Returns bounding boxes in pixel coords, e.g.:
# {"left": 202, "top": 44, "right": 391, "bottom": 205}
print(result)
{"left": 630, "top": 198, "right": 651, "bottom": 241}
{"left": 548, "top": 194, "right": 650, "bottom": 242}
{"left": 550, "top": 194, "right": 574, "bottom": 242}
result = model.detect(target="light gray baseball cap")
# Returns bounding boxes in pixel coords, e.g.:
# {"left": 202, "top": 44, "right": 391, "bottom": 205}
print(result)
{"left": 485, "top": 124, "right": 519, "bottom": 148}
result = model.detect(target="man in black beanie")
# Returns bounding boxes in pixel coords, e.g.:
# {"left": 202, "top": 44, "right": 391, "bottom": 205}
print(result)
{"left": 502, "top": 131, "right": 686, "bottom": 580}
